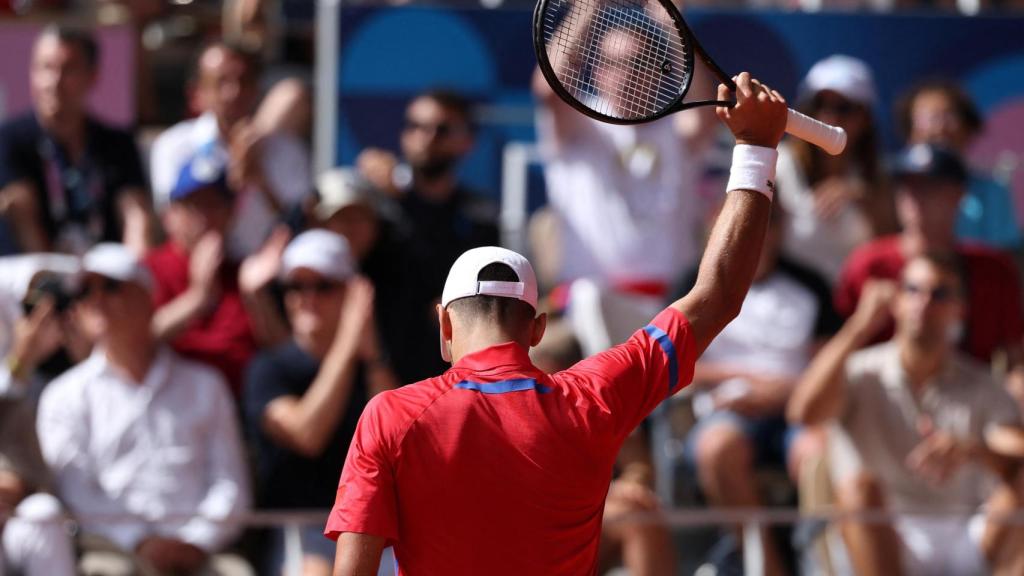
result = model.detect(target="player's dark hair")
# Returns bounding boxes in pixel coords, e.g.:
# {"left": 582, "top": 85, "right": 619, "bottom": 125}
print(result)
{"left": 190, "top": 39, "right": 263, "bottom": 85}
{"left": 447, "top": 263, "right": 536, "bottom": 329}
{"left": 40, "top": 24, "right": 99, "bottom": 70}
{"left": 895, "top": 80, "right": 982, "bottom": 141}
{"left": 416, "top": 89, "right": 476, "bottom": 133}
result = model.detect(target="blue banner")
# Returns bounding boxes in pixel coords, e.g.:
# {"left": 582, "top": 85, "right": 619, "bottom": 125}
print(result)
{"left": 336, "top": 7, "right": 1024, "bottom": 205}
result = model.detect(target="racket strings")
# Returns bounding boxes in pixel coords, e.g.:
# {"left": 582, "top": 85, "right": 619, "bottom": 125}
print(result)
{"left": 541, "top": 0, "right": 691, "bottom": 120}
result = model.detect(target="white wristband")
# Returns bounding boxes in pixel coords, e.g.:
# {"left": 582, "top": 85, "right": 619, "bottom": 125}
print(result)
{"left": 726, "top": 144, "right": 779, "bottom": 200}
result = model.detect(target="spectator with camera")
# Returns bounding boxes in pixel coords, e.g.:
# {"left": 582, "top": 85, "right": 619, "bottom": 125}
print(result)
{"left": 0, "top": 254, "right": 81, "bottom": 576}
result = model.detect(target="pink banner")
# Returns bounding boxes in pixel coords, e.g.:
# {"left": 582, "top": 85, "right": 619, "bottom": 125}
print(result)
{"left": 0, "top": 22, "right": 135, "bottom": 127}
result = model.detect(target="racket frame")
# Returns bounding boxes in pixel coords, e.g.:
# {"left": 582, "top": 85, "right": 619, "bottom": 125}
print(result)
{"left": 533, "top": 0, "right": 735, "bottom": 125}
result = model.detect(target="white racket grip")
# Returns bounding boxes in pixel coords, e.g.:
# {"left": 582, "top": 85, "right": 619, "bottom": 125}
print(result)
{"left": 786, "top": 108, "right": 847, "bottom": 156}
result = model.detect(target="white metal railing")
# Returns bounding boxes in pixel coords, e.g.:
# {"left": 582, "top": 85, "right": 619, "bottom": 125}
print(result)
{"left": 9, "top": 507, "right": 1024, "bottom": 576}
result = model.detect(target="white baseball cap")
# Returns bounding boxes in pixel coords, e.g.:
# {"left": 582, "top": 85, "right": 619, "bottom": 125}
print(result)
{"left": 800, "top": 54, "right": 877, "bottom": 107}
{"left": 440, "top": 246, "right": 539, "bottom": 362}
{"left": 82, "top": 243, "right": 154, "bottom": 292}
{"left": 280, "top": 229, "right": 356, "bottom": 282}
{"left": 315, "top": 168, "right": 374, "bottom": 221}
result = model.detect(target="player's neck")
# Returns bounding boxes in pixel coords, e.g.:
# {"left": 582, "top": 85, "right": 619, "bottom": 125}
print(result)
{"left": 451, "top": 330, "right": 530, "bottom": 364}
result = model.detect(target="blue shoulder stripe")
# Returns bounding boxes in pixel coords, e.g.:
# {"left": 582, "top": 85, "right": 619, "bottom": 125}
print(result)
{"left": 643, "top": 325, "right": 678, "bottom": 398}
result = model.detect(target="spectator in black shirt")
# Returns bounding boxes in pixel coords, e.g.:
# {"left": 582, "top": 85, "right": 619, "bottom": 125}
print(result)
{"left": 356, "top": 91, "right": 499, "bottom": 381}
{"left": 243, "top": 229, "right": 397, "bottom": 576}
{"left": 356, "top": 89, "right": 499, "bottom": 297}
{"left": 0, "top": 25, "right": 152, "bottom": 256}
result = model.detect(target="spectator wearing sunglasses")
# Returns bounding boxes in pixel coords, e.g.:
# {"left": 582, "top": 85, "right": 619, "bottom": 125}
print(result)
{"left": 143, "top": 153, "right": 265, "bottom": 397}
{"left": 789, "top": 253, "right": 1024, "bottom": 576}
{"left": 355, "top": 90, "right": 499, "bottom": 381}
{"left": 243, "top": 229, "right": 397, "bottom": 575}
{"left": 834, "top": 143, "right": 1023, "bottom": 385}
{"left": 775, "top": 55, "right": 898, "bottom": 284}
{"left": 36, "top": 243, "right": 251, "bottom": 576}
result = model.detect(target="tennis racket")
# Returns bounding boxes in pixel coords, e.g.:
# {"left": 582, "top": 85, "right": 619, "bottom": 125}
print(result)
{"left": 533, "top": 0, "right": 848, "bottom": 155}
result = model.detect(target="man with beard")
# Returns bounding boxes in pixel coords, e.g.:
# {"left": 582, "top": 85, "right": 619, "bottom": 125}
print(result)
{"left": 356, "top": 90, "right": 499, "bottom": 380}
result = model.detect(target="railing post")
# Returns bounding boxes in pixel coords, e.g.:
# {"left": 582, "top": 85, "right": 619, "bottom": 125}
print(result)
{"left": 742, "top": 518, "right": 765, "bottom": 576}
{"left": 283, "top": 521, "right": 304, "bottom": 576}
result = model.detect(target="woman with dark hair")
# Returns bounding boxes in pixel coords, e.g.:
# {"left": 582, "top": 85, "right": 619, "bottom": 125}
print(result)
{"left": 897, "top": 79, "right": 1021, "bottom": 250}
{"left": 775, "top": 55, "right": 898, "bottom": 284}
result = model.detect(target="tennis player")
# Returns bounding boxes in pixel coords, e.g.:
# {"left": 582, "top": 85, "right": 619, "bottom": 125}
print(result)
{"left": 327, "top": 73, "right": 788, "bottom": 575}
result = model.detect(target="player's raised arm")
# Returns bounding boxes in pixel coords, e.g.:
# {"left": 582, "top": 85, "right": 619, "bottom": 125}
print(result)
{"left": 671, "top": 73, "right": 787, "bottom": 355}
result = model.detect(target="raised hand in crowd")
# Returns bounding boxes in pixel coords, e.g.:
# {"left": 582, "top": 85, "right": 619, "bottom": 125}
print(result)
{"left": 0, "top": 470, "right": 26, "bottom": 528}
{"left": 356, "top": 148, "right": 402, "bottom": 198}
{"left": 906, "top": 416, "right": 971, "bottom": 486}
{"left": 189, "top": 230, "right": 226, "bottom": 307}
{"left": 813, "top": 175, "right": 867, "bottom": 221}
{"left": 8, "top": 297, "right": 62, "bottom": 383}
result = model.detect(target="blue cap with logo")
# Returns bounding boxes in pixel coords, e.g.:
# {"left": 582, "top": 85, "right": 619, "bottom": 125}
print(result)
{"left": 170, "top": 150, "right": 231, "bottom": 202}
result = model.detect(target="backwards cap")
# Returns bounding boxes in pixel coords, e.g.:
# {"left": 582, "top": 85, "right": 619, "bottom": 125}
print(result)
{"left": 439, "top": 246, "right": 539, "bottom": 362}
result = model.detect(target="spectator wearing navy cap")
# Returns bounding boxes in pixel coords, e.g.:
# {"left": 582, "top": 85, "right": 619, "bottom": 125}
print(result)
{"left": 897, "top": 80, "right": 1022, "bottom": 251}
{"left": 834, "top": 143, "right": 1024, "bottom": 398}
{"left": 244, "top": 229, "right": 396, "bottom": 576}
{"left": 144, "top": 153, "right": 264, "bottom": 396}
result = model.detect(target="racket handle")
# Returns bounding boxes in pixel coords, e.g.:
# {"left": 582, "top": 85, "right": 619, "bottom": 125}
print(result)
{"left": 785, "top": 108, "right": 847, "bottom": 156}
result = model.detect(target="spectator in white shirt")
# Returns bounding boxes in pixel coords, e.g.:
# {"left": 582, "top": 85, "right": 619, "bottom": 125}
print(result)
{"left": 531, "top": 10, "right": 718, "bottom": 356}
{"left": 149, "top": 40, "right": 312, "bottom": 258}
{"left": 36, "top": 243, "right": 251, "bottom": 576}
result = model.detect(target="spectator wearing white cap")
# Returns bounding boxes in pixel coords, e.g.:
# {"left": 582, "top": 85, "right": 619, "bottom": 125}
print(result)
{"left": 243, "top": 229, "right": 396, "bottom": 576}
{"left": 315, "top": 168, "right": 441, "bottom": 384}
{"left": 36, "top": 243, "right": 252, "bottom": 576}
{"left": 145, "top": 152, "right": 265, "bottom": 396}
{"left": 775, "top": 55, "right": 898, "bottom": 284}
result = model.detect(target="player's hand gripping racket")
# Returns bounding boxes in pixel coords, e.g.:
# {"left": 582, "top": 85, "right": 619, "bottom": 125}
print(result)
{"left": 533, "top": 0, "right": 847, "bottom": 155}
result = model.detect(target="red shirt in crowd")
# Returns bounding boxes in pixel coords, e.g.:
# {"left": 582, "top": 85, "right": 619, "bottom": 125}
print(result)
{"left": 144, "top": 242, "right": 256, "bottom": 396}
{"left": 325, "top": 307, "right": 696, "bottom": 575}
{"left": 834, "top": 235, "right": 1023, "bottom": 362}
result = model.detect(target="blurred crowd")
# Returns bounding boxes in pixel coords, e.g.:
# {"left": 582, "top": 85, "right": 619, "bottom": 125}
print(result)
{"left": 1, "top": 4, "right": 1024, "bottom": 576}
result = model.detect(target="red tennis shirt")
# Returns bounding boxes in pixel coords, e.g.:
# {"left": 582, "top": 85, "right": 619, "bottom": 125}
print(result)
{"left": 325, "top": 307, "right": 696, "bottom": 574}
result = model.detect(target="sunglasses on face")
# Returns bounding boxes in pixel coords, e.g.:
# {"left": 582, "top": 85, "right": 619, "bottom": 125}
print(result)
{"left": 404, "top": 119, "right": 465, "bottom": 139}
{"left": 78, "top": 277, "right": 124, "bottom": 299}
{"left": 901, "top": 282, "right": 958, "bottom": 303}
{"left": 282, "top": 280, "right": 342, "bottom": 295}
